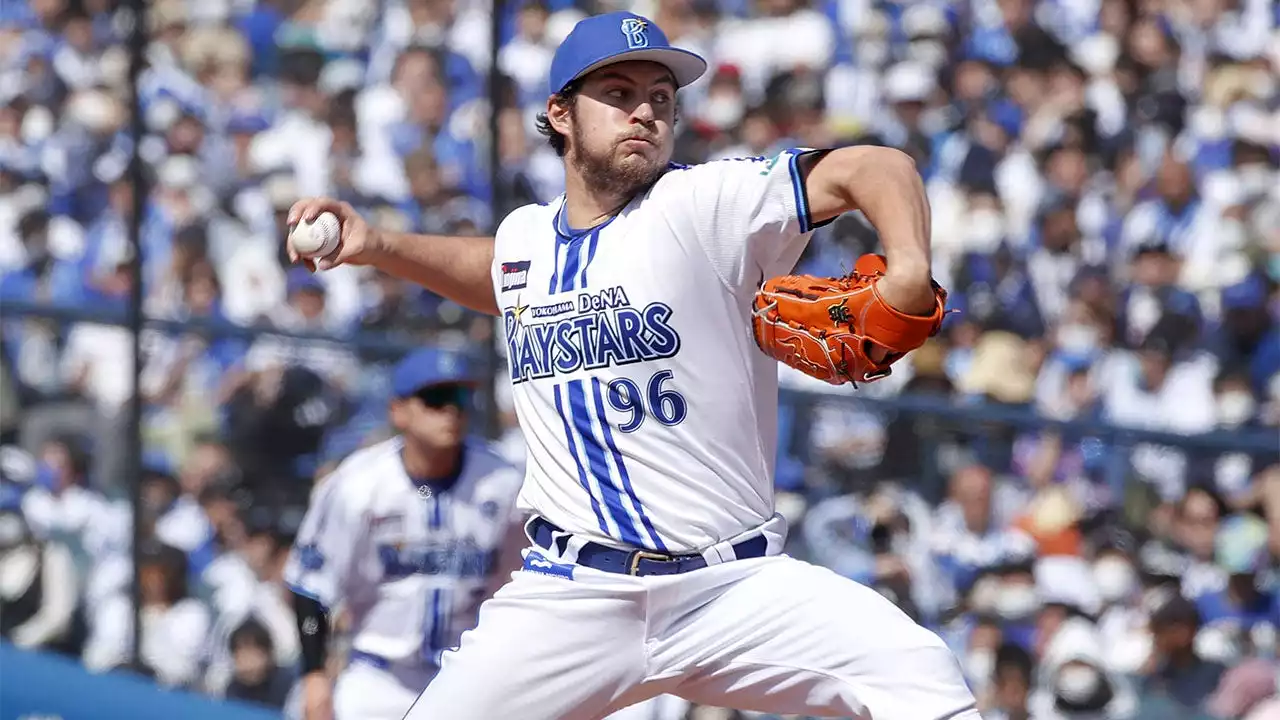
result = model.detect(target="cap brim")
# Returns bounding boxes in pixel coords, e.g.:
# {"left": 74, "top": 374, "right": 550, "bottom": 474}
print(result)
{"left": 568, "top": 47, "right": 708, "bottom": 90}
{"left": 395, "top": 377, "right": 478, "bottom": 397}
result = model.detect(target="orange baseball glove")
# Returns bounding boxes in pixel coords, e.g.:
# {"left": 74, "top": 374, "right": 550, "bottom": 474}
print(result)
{"left": 750, "top": 254, "right": 949, "bottom": 386}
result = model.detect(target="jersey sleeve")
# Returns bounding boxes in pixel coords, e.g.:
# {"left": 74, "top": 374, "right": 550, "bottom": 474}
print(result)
{"left": 489, "top": 204, "right": 540, "bottom": 299}
{"left": 675, "top": 148, "right": 829, "bottom": 295}
{"left": 283, "top": 475, "right": 364, "bottom": 612}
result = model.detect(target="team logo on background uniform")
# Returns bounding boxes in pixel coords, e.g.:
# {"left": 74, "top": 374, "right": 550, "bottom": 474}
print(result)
{"left": 502, "top": 261, "right": 531, "bottom": 291}
{"left": 621, "top": 18, "right": 649, "bottom": 49}
{"left": 296, "top": 543, "right": 326, "bottom": 571}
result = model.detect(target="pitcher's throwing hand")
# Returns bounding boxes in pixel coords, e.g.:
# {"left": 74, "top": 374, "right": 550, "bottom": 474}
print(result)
{"left": 286, "top": 198, "right": 384, "bottom": 271}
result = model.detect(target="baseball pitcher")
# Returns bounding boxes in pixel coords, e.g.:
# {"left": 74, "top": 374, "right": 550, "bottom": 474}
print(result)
{"left": 287, "top": 11, "right": 976, "bottom": 720}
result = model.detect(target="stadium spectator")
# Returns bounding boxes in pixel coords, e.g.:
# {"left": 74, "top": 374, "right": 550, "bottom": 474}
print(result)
{"left": 1141, "top": 592, "right": 1227, "bottom": 711}
{"left": 931, "top": 463, "right": 1031, "bottom": 599}
{"left": 0, "top": 501, "right": 81, "bottom": 656}
{"left": 982, "top": 642, "right": 1034, "bottom": 720}
{"left": 18, "top": 434, "right": 105, "bottom": 541}
{"left": 220, "top": 617, "right": 295, "bottom": 709}
{"left": 136, "top": 540, "right": 212, "bottom": 689}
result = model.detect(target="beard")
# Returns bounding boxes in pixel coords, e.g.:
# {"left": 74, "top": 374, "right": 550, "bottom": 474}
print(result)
{"left": 569, "top": 120, "right": 667, "bottom": 202}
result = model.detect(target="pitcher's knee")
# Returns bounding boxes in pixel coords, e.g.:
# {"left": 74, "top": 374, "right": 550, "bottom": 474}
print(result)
{"left": 854, "top": 642, "right": 976, "bottom": 719}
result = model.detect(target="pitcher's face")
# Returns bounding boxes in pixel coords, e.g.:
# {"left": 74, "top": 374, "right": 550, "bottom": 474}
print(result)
{"left": 558, "top": 61, "right": 677, "bottom": 198}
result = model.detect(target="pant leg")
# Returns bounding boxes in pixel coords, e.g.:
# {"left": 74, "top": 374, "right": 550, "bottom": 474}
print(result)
{"left": 655, "top": 556, "right": 979, "bottom": 720}
{"left": 404, "top": 555, "right": 650, "bottom": 720}
{"left": 333, "top": 660, "right": 427, "bottom": 720}
{"left": 601, "top": 694, "right": 693, "bottom": 720}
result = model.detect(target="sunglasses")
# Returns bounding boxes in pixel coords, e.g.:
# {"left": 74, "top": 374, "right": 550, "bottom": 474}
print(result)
{"left": 414, "top": 383, "right": 471, "bottom": 409}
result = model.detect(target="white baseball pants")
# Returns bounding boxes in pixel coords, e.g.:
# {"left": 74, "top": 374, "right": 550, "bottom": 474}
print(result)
{"left": 333, "top": 656, "right": 437, "bottom": 720}
{"left": 402, "top": 546, "right": 979, "bottom": 720}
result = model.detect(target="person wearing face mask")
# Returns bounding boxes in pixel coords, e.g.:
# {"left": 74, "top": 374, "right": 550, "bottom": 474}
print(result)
{"left": 1229, "top": 140, "right": 1277, "bottom": 204}
{"left": 1193, "top": 514, "right": 1278, "bottom": 665}
{"left": 1041, "top": 658, "right": 1122, "bottom": 719}
{"left": 1196, "top": 368, "right": 1279, "bottom": 507}
{"left": 1092, "top": 546, "right": 1138, "bottom": 605}
{"left": 698, "top": 66, "right": 746, "bottom": 135}
{"left": 1091, "top": 545, "right": 1154, "bottom": 675}
{"left": 1214, "top": 369, "right": 1262, "bottom": 430}
{"left": 995, "top": 563, "right": 1044, "bottom": 649}
{"left": 1032, "top": 616, "right": 1138, "bottom": 720}
{"left": 953, "top": 611, "right": 1005, "bottom": 698}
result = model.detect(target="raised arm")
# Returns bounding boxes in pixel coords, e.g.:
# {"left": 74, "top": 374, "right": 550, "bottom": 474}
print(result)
{"left": 287, "top": 199, "right": 499, "bottom": 316}
{"left": 798, "top": 146, "right": 936, "bottom": 316}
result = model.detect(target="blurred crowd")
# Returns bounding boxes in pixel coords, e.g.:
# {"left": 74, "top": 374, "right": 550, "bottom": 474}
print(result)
{"left": 1, "top": 0, "right": 1279, "bottom": 718}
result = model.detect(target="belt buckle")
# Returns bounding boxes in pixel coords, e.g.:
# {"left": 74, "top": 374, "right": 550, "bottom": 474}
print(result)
{"left": 627, "top": 550, "right": 674, "bottom": 576}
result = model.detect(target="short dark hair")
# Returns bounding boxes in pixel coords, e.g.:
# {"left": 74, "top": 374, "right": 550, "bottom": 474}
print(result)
{"left": 230, "top": 617, "right": 274, "bottom": 654}
{"left": 994, "top": 642, "right": 1035, "bottom": 683}
{"left": 535, "top": 79, "right": 584, "bottom": 157}
{"left": 393, "top": 45, "right": 446, "bottom": 87}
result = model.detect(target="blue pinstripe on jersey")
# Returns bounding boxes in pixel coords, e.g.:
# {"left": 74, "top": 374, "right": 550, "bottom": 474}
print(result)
{"left": 579, "top": 230, "right": 601, "bottom": 287}
{"left": 589, "top": 377, "right": 666, "bottom": 551}
{"left": 422, "top": 496, "right": 444, "bottom": 663}
{"left": 560, "top": 234, "right": 584, "bottom": 292}
{"left": 547, "top": 236, "right": 568, "bottom": 294}
{"left": 567, "top": 379, "right": 643, "bottom": 546}
{"left": 549, "top": 202, "right": 614, "bottom": 294}
{"left": 554, "top": 383, "right": 611, "bottom": 535}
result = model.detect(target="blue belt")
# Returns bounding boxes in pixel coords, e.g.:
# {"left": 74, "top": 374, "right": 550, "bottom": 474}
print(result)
{"left": 528, "top": 516, "right": 768, "bottom": 577}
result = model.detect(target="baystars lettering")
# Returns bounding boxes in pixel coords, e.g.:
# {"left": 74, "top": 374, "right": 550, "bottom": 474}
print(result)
{"left": 504, "top": 285, "right": 681, "bottom": 384}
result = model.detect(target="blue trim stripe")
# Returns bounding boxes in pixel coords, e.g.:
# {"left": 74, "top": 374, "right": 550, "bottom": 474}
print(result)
{"left": 568, "top": 379, "right": 643, "bottom": 546}
{"left": 440, "top": 588, "right": 450, "bottom": 659}
{"left": 550, "top": 202, "right": 616, "bottom": 294}
{"left": 555, "top": 384, "right": 610, "bottom": 534}
{"left": 428, "top": 588, "right": 442, "bottom": 654}
{"left": 579, "top": 229, "right": 601, "bottom": 287}
{"left": 430, "top": 495, "right": 443, "bottom": 528}
{"left": 590, "top": 378, "right": 665, "bottom": 551}
{"left": 422, "top": 496, "right": 442, "bottom": 664}
{"left": 787, "top": 150, "right": 813, "bottom": 234}
{"left": 560, "top": 236, "right": 583, "bottom": 292}
{"left": 548, "top": 236, "right": 568, "bottom": 294}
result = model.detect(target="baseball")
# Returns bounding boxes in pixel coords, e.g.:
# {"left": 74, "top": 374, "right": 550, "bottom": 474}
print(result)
{"left": 290, "top": 211, "right": 342, "bottom": 258}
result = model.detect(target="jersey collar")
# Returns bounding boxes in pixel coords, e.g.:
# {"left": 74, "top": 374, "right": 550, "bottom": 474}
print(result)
{"left": 406, "top": 444, "right": 467, "bottom": 495}
{"left": 553, "top": 197, "right": 621, "bottom": 240}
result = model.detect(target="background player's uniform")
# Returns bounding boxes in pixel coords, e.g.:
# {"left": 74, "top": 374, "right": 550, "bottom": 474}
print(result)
{"left": 284, "top": 436, "right": 521, "bottom": 719}
{"left": 403, "top": 146, "right": 979, "bottom": 719}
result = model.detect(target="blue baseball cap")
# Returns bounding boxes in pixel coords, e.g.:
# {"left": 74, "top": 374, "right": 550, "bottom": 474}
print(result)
{"left": 391, "top": 348, "right": 474, "bottom": 398}
{"left": 548, "top": 12, "right": 707, "bottom": 96}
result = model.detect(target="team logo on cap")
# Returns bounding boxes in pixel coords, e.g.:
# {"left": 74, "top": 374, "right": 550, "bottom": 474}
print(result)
{"left": 621, "top": 18, "right": 649, "bottom": 49}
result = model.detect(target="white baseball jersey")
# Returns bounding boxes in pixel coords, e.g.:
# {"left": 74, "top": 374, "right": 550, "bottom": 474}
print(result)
{"left": 492, "top": 149, "right": 820, "bottom": 553}
{"left": 284, "top": 436, "right": 522, "bottom": 665}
